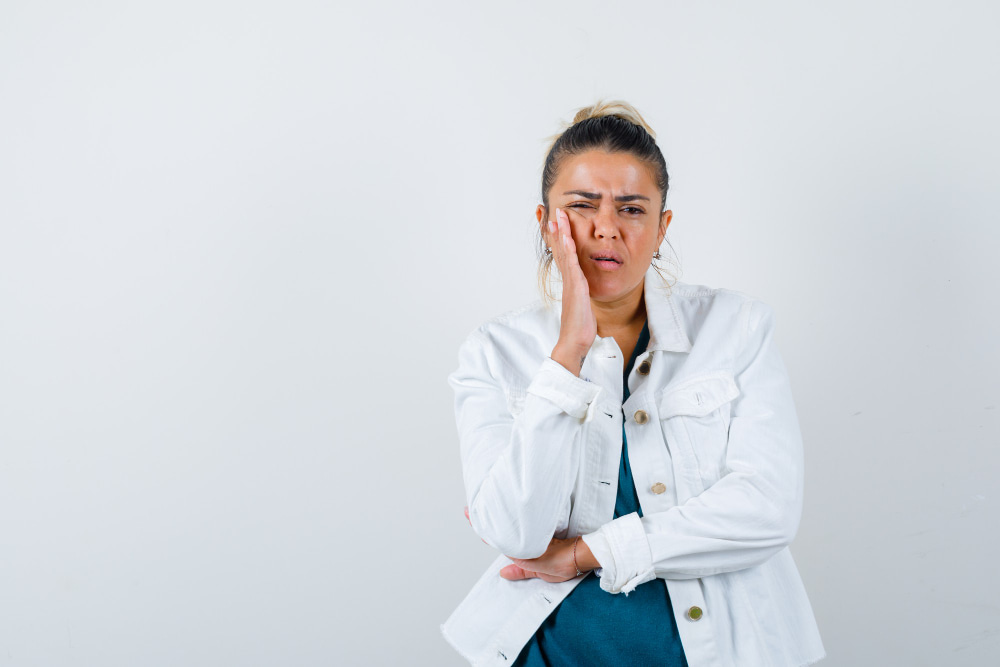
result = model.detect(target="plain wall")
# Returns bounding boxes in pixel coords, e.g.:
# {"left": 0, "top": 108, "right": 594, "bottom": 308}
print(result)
{"left": 1, "top": 1, "right": 998, "bottom": 665}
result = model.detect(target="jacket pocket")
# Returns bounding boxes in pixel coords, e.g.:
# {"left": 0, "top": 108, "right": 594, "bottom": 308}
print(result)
{"left": 656, "top": 371, "right": 739, "bottom": 487}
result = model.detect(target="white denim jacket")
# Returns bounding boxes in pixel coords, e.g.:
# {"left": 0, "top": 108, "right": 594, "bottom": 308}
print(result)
{"left": 441, "top": 267, "right": 825, "bottom": 667}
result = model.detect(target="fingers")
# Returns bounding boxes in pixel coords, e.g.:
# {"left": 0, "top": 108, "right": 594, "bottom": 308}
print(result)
{"left": 499, "top": 564, "right": 534, "bottom": 581}
{"left": 552, "top": 208, "right": 569, "bottom": 265}
{"left": 546, "top": 209, "right": 562, "bottom": 270}
{"left": 499, "top": 564, "right": 567, "bottom": 584}
{"left": 556, "top": 208, "right": 581, "bottom": 270}
{"left": 547, "top": 207, "right": 581, "bottom": 283}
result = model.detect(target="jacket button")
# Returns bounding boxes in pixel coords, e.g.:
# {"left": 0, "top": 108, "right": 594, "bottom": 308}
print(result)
{"left": 633, "top": 410, "right": 649, "bottom": 424}
{"left": 637, "top": 359, "right": 651, "bottom": 375}
{"left": 650, "top": 482, "right": 666, "bottom": 495}
{"left": 685, "top": 606, "right": 703, "bottom": 621}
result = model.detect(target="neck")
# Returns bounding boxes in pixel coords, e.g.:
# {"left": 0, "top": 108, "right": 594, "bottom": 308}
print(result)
{"left": 592, "top": 283, "right": 646, "bottom": 336}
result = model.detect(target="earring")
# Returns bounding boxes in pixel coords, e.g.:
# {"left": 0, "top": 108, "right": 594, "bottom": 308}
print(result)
{"left": 544, "top": 247, "right": 552, "bottom": 255}
{"left": 653, "top": 251, "right": 661, "bottom": 260}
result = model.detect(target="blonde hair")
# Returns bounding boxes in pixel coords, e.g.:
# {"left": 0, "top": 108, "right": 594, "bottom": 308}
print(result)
{"left": 543, "top": 100, "right": 659, "bottom": 155}
{"left": 536, "top": 99, "right": 678, "bottom": 305}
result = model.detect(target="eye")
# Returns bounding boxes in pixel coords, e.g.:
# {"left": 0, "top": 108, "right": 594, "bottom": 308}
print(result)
{"left": 622, "top": 206, "right": 644, "bottom": 215}
{"left": 567, "top": 202, "right": 594, "bottom": 209}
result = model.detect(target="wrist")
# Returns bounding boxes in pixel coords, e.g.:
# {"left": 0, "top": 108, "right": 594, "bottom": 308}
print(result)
{"left": 551, "top": 342, "right": 589, "bottom": 377}
{"left": 574, "top": 535, "right": 600, "bottom": 572}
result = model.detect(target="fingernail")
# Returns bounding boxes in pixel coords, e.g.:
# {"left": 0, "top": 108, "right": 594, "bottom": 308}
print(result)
{"left": 548, "top": 220, "right": 555, "bottom": 233}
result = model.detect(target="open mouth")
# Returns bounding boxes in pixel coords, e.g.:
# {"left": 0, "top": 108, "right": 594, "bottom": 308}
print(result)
{"left": 590, "top": 253, "right": 623, "bottom": 265}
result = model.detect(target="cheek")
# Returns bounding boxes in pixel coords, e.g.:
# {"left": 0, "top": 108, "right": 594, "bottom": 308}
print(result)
{"left": 633, "top": 228, "right": 660, "bottom": 252}
{"left": 564, "top": 208, "right": 595, "bottom": 232}
{"left": 566, "top": 221, "right": 588, "bottom": 245}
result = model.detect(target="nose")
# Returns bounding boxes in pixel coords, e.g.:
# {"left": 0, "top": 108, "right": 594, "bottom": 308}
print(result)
{"left": 593, "top": 205, "right": 618, "bottom": 239}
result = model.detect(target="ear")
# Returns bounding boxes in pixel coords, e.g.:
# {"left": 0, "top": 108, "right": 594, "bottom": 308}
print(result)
{"left": 658, "top": 209, "right": 672, "bottom": 246}
{"left": 537, "top": 204, "right": 550, "bottom": 244}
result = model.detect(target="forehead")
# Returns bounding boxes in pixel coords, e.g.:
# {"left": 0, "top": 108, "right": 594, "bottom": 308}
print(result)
{"left": 553, "top": 150, "right": 658, "bottom": 195}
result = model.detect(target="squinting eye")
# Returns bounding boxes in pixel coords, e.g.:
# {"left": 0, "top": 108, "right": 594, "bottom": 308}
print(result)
{"left": 622, "top": 206, "right": 644, "bottom": 215}
{"left": 568, "top": 203, "right": 593, "bottom": 209}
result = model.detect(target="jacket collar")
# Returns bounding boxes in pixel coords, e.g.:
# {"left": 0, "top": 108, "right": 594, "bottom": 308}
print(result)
{"left": 642, "top": 266, "right": 693, "bottom": 353}
{"left": 548, "top": 266, "right": 693, "bottom": 354}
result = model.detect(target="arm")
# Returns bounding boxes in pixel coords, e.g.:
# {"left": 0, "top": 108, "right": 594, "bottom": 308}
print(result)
{"left": 582, "top": 299, "right": 805, "bottom": 593}
{"left": 452, "top": 207, "right": 599, "bottom": 560}
{"left": 465, "top": 506, "right": 603, "bottom": 583}
{"left": 450, "top": 331, "right": 601, "bottom": 559}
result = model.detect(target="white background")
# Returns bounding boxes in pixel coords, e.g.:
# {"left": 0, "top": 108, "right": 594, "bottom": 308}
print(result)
{"left": 1, "top": 1, "right": 998, "bottom": 665}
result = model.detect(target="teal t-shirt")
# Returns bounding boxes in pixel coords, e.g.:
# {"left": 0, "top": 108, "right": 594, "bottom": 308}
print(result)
{"left": 513, "top": 319, "right": 689, "bottom": 667}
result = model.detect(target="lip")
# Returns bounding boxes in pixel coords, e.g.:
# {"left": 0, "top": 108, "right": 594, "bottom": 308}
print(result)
{"left": 589, "top": 251, "right": 624, "bottom": 272}
{"left": 588, "top": 250, "right": 624, "bottom": 264}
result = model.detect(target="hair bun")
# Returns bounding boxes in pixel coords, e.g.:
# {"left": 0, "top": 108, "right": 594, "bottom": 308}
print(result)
{"left": 570, "top": 99, "right": 656, "bottom": 139}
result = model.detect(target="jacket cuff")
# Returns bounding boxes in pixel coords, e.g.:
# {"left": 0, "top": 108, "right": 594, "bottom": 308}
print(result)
{"left": 583, "top": 512, "right": 655, "bottom": 595}
{"left": 579, "top": 532, "right": 612, "bottom": 580}
{"left": 526, "top": 357, "right": 602, "bottom": 420}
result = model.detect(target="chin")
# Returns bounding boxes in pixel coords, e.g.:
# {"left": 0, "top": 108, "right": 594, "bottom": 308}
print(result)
{"left": 586, "top": 284, "right": 618, "bottom": 299}
{"left": 586, "top": 276, "right": 641, "bottom": 301}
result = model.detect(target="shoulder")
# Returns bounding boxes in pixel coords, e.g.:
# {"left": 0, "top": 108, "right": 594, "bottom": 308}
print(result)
{"left": 461, "top": 299, "right": 559, "bottom": 350}
{"left": 667, "top": 279, "right": 762, "bottom": 308}
{"left": 672, "top": 279, "right": 774, "bottom": 311}
{"left": 668, "top": 278, "right": 769, "bottom": 318}
{"left": 663, "top": 279, "right": 777, "bottom": 347}
{"left": 451, "top": 300, "right": 559, "bottom": 386}
{"left": 474, "top": 299, "right": 552, "bottom": 332}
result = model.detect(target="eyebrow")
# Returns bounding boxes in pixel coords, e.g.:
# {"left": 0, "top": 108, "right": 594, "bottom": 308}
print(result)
{"left": 563, "top": 190, "right": 651, "bottom": 202}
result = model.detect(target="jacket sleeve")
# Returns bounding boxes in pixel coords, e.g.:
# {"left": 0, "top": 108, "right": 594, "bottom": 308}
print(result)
{"left": 449, "top": 330, "right": 601, "bottom": 559}
{"left": 582, "top": 299, "right": 804, "bottom": 593}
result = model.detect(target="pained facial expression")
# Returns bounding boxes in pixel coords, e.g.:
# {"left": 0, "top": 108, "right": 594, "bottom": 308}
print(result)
{"left": 537, "top": 150, "right": 671, "bottom": 303}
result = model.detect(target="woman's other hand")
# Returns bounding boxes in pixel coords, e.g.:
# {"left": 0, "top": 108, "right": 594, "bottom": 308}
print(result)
{"left": 465, "top": 506, "right": 600, "bottom": 582}
{"left": 547, "top": 207, "right": 596, "bottom": 377}
{"left": 498, "top": 535, "right": 600, "bottom": 583}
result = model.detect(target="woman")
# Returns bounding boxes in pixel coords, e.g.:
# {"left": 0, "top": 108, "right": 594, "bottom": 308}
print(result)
{"left": 442, "top": 101, "right": 825, "bottom": 667}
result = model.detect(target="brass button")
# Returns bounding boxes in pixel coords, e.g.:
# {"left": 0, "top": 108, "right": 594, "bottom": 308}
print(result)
{"left": 685, "top": 606, "right": 703, "bottom": 621}
{"left": 650, "top": 482, "right": 666, "bottom": 495}
{"left": 637, "top": 359, "right": 651, "bottom": 375}
{"left": 633, "top": 410, "right": 649, "bottom": 424}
